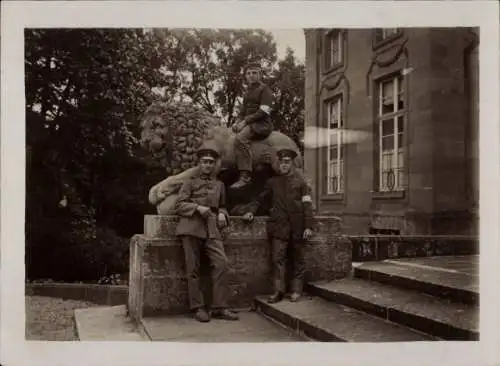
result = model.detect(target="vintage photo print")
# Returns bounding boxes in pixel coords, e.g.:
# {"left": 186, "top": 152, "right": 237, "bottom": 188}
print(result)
{"left": 1, "top": 1, "right": 499, "bottom": 366}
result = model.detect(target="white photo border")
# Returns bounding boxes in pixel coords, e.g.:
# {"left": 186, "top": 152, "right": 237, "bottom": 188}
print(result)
{"left": 1, "top": 1, "right": 499, "bottom": 366}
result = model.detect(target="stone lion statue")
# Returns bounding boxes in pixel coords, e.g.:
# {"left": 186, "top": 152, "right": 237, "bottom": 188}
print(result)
{"left": 141, "top": 101, "right": 304, "bottom": 215}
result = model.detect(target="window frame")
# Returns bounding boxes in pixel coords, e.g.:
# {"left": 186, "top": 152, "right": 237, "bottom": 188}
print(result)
{"left": 322, "top": 29, "right": 345, "bottom": 74}
{"left": 322, "top": 93, "right": 346, "bottom": 198}
{"left": 374, "top": 73, "right": 407, "bottom": 196}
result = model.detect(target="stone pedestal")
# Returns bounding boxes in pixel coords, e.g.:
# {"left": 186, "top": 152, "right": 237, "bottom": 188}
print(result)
{"left": 128, "top": 215, "right": 351, "bottom": 320}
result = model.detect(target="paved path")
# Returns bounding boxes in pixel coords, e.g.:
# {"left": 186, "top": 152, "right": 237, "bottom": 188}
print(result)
{"left": 75, "top": 306, "right": 302, "bottom": 341}
{"left": 142, "top": 311, "right": 303, "bottom": 342}
{"left": 75, "top": 305, "right": 147, "bottom": 341}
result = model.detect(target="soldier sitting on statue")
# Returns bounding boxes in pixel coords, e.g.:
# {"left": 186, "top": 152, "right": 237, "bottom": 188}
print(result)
{"left": 243, "top": 148, "right": 314, "bottom": 303}
{"left": 174, "top": 141, "right": 239, "bottom": 322}
{"left": 231, "top": 60, "right": 275, "bottom": 189}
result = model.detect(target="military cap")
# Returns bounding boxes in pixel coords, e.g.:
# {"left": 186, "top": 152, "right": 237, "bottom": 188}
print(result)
{"left": 276, "top": 148, "right": 298, "bottom": 160}
{"left": 197, "top": 140, "right": 221, "bottom": 160}
{"left": 244, "top": 61, "right": 262, "bottom": 73}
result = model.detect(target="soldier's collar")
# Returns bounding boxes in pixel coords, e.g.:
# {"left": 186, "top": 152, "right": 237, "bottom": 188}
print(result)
{"left": 198, "top": 173, "right": 214, "bottom": 180}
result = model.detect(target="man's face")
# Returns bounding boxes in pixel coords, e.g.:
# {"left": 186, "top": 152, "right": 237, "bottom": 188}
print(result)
{"left": 278, "top": 157, "right": 293, "bottom": 175}
{"left": 245, "top": 67, "right": 261, "bottom": 84}
{"left": 200, "top": 157, "right": 216, "bottom": 175}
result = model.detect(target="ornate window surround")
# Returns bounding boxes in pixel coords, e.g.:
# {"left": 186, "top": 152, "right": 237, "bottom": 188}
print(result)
{"left": 372, "top": 28, "right": 404, "bottom": 50}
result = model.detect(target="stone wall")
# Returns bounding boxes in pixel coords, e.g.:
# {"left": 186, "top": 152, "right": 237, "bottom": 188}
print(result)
{"left": 304, "top": 28, "right": 479, "bottom": 235}
{"left": 128, "top": 215, "right": 351, "bottom": 319}
{"left": 26, "top": 283, "right": 128, "bottom": 306}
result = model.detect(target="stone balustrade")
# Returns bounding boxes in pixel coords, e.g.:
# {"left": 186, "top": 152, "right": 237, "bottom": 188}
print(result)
{"left": 350, "top": 235, "right": 479, "bottom": 261}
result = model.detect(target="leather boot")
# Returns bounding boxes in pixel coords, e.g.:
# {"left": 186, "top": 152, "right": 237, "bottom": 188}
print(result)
{"left": 194, "top": 308, "right": 210, "bottom": 323}
{"left": 267, "top": 291, "right": 284, "bottom": 304}
{"left": 212, "top": 308, "right": 239, "bottom": 321}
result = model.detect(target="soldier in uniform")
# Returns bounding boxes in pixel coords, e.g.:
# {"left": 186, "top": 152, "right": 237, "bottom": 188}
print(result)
{"left": 175, "top": 141, "right": 239, "bottom": 322}
{"left": 242, "top": 148, "right": 314, "bottom": 303}
{"left": 231, "top": 61, "right": 275, "bottom": 189}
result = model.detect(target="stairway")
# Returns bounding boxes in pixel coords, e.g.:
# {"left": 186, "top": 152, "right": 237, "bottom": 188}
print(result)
{"left": 254, "top": 259, "right": 479, "bottom": 342}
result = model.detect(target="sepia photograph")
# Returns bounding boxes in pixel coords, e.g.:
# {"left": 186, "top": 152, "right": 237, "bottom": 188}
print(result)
{"left": 1, "top": 1, "right": 499, "bottom": 366}
{"left": 24, "top": 25, "right": 480, "bottom": 342}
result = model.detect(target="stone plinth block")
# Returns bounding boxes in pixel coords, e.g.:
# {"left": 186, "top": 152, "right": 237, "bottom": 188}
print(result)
{"left": 128, "top": 215, "right": 351, "bottom": 320}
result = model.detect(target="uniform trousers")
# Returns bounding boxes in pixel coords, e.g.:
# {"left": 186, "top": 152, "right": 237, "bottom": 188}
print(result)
{"left": 271, "top": 237, "right": 306, "bottom": 294}
{"left": 181, "top": 236, "right": 229, "bottom": 310}
{"left": 234, "top": 125, "right": 254, "bottom": 172}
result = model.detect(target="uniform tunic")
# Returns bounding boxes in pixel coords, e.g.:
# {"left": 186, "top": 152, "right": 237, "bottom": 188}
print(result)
{"left": 246, "top": 171, "right": 314, "bottom": 293}
{"left": 240, "top": 82, "right": 274, "bottom": 139}
{"left": 175, "top": 174, "right": 229, "bottom": 240}
{"left": 175, "top": 173, "right": 231, "bottom": 310}
{"left": 247, "top": 172, "right": 313, "bottom": 240}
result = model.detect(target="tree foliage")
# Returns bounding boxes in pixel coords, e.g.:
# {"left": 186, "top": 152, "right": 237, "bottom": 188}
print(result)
{"left": 268, "top": 47, "right": 305, "bottom": 147}
{"left": 25, "top": 28, "right": 305, "bottom": 281}
{"left": 155, "top": 30, "right": 304, "bottom": 137}
{"left": 25, "top": 29, "right": 167, "bottom": 280}
{"left": 152, "top": 29, "right": 278, "bottom": 126}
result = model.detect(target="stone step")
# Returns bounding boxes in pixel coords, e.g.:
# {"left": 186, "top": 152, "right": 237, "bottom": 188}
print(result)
{"left": 354, "top": 261, "right": 479, "bottom": 305}
{"left": 74, "top": 305, "right": 148, "bottom": 341}
{"left": 306, "top": 278, "right": 479, "bottom": 340}
{"left": 140, "top": 311, "right": 304, "bottom": 342}
{"left": 254, "top": 296, "right": 437, "bottom": 342}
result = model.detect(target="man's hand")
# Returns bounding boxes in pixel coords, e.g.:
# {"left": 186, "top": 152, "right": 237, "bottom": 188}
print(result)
{"left": 217, "top": 212, "right": 228, "bottom": 228}
{"left": 232, "top": 120, "right": 246, "bottom": 133}
{"left": 243, "top": 212, "right": 254, "bottom": 222}
{"left": 303, "top": 228, "right": 313, "bottom": 240}
{"left": 196, "top": 205, "right": 211, "bottom": 218}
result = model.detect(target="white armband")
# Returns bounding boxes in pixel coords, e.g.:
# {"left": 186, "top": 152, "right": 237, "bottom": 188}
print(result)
{"left": 301, "top": 195, "right": 312, "bottom": 203}
{"left": 259, "top": 105, "right": 271, "bottom": 115}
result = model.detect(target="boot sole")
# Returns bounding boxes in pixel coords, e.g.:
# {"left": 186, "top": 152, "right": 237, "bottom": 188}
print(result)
{"left": 195, "top": 318, "right": 211, "bottom": 323}
{"left": 267, "top": 298, "right": 284, "bottom": 304}
{"left": 212, "top": 315, "right": 239, "bottom": 321}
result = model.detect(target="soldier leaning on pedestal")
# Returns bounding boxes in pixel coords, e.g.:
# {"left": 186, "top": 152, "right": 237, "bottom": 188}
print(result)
{"left": 174, "top": 142, "right": 239, "bottom": 323}
{"left": 243, "top": 148, "right": 314, "bottom": 303}
{"left": 231, "top": 61, "right": 275, "bottom": 189}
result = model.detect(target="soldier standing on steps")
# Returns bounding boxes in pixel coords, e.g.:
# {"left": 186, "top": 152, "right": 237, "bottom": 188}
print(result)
{"left": 175, "top": 141, "right": 239, "bottom": 323}
{"left": 230, "top": 61, "right": 275, "bottom": 189}
{"left": 242, "top": 148, "right": 314, "bottom": 303}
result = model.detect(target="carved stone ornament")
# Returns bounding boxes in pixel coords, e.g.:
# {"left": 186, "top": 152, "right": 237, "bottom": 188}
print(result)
{"left": 320, "top": 72, "right": 351, "bottom": 106}
{"left": 366, "top": 38, "right": 409, "bottom": 94}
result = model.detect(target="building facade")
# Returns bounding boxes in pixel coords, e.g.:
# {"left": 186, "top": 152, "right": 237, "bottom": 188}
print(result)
{"left": 303, "top": 28, "right": 479, "bottom": 235}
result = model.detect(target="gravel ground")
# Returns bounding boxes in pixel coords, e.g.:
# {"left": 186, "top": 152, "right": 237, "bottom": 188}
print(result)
{"left": 25, "top": 296, "right": 99, "bottom": 341}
